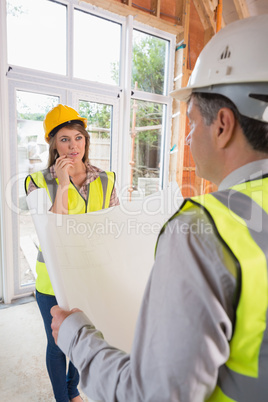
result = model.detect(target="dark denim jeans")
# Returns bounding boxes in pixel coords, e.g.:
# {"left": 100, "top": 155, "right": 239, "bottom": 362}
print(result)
{"left": 36, "top": 290, "right": 80, "bottom": 402}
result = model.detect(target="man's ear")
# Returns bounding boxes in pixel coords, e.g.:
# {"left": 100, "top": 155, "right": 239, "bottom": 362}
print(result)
{"left": 215, "top": 108, "right": 236, "bottom": 149}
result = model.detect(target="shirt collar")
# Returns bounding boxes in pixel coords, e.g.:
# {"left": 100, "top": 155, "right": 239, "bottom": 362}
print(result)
{"left": 218, "top": 159, "right": 268, "bottom": 191}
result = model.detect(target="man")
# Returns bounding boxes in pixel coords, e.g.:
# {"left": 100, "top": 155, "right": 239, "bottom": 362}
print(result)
{"left": 51, "top": 15, "right": 268, "bottom": 401}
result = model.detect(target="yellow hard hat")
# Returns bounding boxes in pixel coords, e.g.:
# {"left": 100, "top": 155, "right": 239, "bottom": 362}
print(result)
{"left": 43, "top": 104, "right": 87, "bottom": 143}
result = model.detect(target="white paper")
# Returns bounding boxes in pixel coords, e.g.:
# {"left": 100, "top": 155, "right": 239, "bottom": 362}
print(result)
{"left": 27, "top": 183, "right": 183, "bottom": 352}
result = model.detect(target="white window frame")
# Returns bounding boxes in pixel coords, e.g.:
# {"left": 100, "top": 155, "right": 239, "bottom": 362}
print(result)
{"left": 1, "top": 0, "right": 175, "bottom": 302}
{"left": 72, "top": 91, "right": 120, "bottom": 174}
{"left": 8, "top": 81, "right": 67, "bottom": 297}
{"left": 122, "top": 18, "right": 175, "bottom": 196}
{"left": 1, "top": 0, "right": 13, "bottom": 303}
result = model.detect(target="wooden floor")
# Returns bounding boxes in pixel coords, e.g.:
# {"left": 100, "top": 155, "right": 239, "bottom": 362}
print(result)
{"left": 0, "top": 297, "right": 89, "bottom": 402}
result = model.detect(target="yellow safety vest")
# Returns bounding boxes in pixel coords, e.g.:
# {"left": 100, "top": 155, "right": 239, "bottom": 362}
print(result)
{"left": 25, "top": 168, "right": 116, "bottom": 295}
{"left": 156, "top": 177, "right": 268, "bottom": 402}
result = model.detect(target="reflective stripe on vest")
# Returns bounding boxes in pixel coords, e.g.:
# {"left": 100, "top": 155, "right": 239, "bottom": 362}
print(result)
{"left": 25, "top": 168, "right": 116, "bottom": 295}
{"left": 156, "top": 177, "right": 268, "bottom": 402}
{"left": 25, "top": 168, "right": 115, "bottom": 214}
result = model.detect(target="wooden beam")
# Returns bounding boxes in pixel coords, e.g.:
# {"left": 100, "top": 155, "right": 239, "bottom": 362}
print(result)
{"left": 184, "top": 167, "right": 196, "bottom": 171}
{"left": 182, "top": 0, "right": 190, "bottom": 76}
{"left": 81, "top": 0, "right": 183, "bottom": 35}
{"left": 192, "top": 0, "right": 226, "bottom": 32}
{"left": 175, "top": 0, "right": 184, "bottom": 24}
{"left": 151, "top": 0, "right": 161, "bottom": 18}
{"left": 168, "top": 0, "right": 190, "bottom": 185}
{"left": 203, "top": 0, "right": 219, "bottom": 32}
{"left": 204, "top": 25, "right": 215, "bottom": 46}
{"left": 175, "top": 0, "right": 191, "bottom": 190}
{"left": 192, "top": 0, "right": 212, "bottom": 31}
{"left": 233, "top": 0, "right": 250, "bottom": 19}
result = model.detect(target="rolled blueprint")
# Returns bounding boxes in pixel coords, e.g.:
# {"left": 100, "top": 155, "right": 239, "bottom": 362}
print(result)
{"left": 27, "top": 183, "right": 183, "bottom": 352}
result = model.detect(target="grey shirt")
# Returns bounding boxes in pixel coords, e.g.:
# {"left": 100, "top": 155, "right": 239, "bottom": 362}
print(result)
{"left": 58, "top": 159, "right": 268, "bottom": 402}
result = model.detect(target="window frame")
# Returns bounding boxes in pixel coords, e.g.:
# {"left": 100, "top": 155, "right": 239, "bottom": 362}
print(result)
{"left": 1, "top": 0, "right": 175, "bottom": 302}
{"left": 72, "top": 90, "right": 121, "bottom": 173}
{"left": 8, "top": 82, "right": 66, "bottom": 297}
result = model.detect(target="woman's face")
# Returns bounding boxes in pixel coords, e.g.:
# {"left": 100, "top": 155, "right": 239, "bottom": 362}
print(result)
{"left": 54, "top": 127, "right": 86, "bottom": 163}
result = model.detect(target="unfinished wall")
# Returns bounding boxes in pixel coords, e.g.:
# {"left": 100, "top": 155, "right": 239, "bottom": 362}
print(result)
{"left": 178, "top": 1, "right": 205, "bottom": 197}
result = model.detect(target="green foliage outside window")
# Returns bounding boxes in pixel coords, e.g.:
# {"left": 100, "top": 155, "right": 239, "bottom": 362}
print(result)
{"left": 132, "top": 34, "right": 166, "bottom": 95}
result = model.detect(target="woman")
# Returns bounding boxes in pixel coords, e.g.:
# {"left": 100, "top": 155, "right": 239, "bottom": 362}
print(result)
{"left": 25, "top": 104, "right": 119, "bottom": 402}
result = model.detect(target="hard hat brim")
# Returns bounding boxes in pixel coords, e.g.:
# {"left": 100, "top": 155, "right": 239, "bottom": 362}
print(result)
{"left": 45, "top": 118, "right": 87, "bottom": 143}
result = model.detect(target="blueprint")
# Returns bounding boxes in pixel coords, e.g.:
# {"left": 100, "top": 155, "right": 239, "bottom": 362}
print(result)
{"left": 27, "top": 183, "right": 183, "bottom": 352}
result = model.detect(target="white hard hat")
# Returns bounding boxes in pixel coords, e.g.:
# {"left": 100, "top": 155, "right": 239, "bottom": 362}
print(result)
{"left": 171, "top": 15, "right": 268, "bottom": 122}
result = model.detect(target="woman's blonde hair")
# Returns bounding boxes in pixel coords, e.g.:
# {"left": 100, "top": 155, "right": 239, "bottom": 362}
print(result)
{"left": 47, "top": 123, "right": 90, "bottom": 167}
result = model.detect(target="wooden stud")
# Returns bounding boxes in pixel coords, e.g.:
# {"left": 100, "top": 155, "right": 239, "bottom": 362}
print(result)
{"left": 200, "top": 0, "right": 217, "bottom": 33}
{"left": 81, "top": 0, "right": 183, "bottom": 35}
{"left": 174, "top": 0, "right": 191, "bottom": 191}
{"left": 233, "top": 0, "right": 250, "bottom": 19}
{"left": 176, "top": 1, "right": 183, "bottom": 25}
{"left": 151, "top": 0, "right": 161, "bottom": 17}
{"left": 192, "top": 0, "right": 225, "bottom": 33}
{"left": 192, "top": 0, "right": 211, "bottom": 31}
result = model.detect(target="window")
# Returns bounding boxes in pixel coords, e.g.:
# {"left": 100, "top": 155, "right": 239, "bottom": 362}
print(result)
{"left": 16, "top": 91, "right": 59, "bottom": 288}
{"left": 132, "top": 30, "right": 169, "bottom": 95}
{"left": 3, "top": 0, "right": 175, "bottom": 300}
{"left": 128, "top": 100, "right": 164, "bottom": 199}
{"left": 7, "top": 0, "right": 67, "bottom": 74}
{"left": 127, "top": 30, "right": 171, "bottom": 198}
{"left": 74, "top": 9, "right": 121, "bottom": 85}
{"left": 79, "top": 100, "right": 113, "bottom": 171}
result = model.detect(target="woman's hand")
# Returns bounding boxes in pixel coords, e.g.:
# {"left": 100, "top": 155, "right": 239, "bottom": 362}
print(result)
{"left": 51, "top": 155, "right": 74, "bottom": 214}
{"left": 54, "top": 155, "right": 74, "bottom": 186}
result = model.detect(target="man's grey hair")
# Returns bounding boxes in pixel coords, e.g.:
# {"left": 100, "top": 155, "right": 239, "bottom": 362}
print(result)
{"left": 192, "top": 92, "right": 268, "bottom": 153}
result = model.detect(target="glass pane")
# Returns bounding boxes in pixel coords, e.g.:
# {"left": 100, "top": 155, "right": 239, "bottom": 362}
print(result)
{"left": 79, "top": 100, "right": 112, "bottom": 171}
{"left": 132, "top": 30, "right": 169, "bottom": 95}
{"left": 128, "top": 100, "right": 163, "bottom": 200}
{"left": 16, "top": 90, "right": 59, "bottom": 286}
{"left": 7, "top": 0, "right": 66, "bottom": 75}
{"left": 74, "top": 10, "right": 121, "bottom": 85}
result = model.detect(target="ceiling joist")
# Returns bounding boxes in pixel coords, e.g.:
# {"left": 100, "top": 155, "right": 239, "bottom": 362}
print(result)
{"left": 81, "top": 0, "right": 183, "bottom": 35}
{"left": 192, "top": 0, "right": 226, "bottom": 33}
{"left": 233, "top": 0, "right": 250, "bottom": 19}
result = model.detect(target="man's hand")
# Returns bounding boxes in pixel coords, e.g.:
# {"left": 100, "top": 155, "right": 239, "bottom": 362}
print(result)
{"left": 51, "top": 305, "right": 81, "bottom": 344}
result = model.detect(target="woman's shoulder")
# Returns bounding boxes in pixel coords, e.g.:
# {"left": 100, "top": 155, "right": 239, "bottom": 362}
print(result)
{"left": 27, "top": 166, "right": 52, "bottom": 175}
{"left": 25, "top": 169, "right": 48, "bottom": 194}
